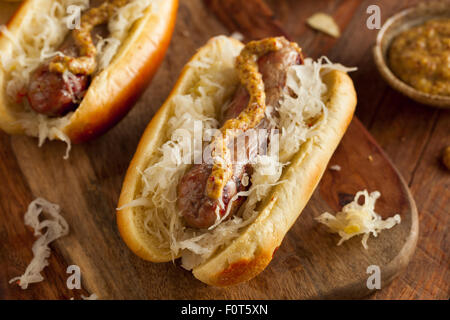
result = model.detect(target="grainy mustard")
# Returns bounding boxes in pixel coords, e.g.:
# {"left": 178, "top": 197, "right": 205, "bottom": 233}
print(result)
{"left": 50, "top": 0, "right": 130, "bottom": 75}
{"left": 206, "top": 37, "right": 302, "bottom": 200}
{"left": 389, "top": 19, "right": 450, "bottom": 96}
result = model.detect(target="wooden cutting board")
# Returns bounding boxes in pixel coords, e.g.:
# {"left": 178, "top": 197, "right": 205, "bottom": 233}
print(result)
{"left": 0, "top": 0, "right": 418, "bottom": 299}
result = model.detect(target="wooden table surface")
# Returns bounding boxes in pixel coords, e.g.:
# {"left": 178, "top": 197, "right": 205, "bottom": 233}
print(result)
{"left": 0, "top": 0, "right": 448, "bottom": 300}
{"left": 268, "top": 0, "right": 449, "bottom": 299}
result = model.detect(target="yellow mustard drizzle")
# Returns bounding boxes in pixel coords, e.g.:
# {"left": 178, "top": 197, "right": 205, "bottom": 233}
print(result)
{"left": 49, "top": 0, "right": 130, "bottom": 75}
{"left": 205, "top": 37, "right": 302, "bottom": 201}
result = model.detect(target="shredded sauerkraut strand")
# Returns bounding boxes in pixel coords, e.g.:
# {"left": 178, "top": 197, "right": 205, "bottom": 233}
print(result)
{"left": 125, "top": 41, "right": 356, "bottom": 269}
{"left": 316, "top": 190, "right": 401, "bottom": 249}
{"left": 9, "top": 198, "right": 69, "bottom": 289}
{"left": 0, "top": 0, "right": 155, "bottom": 158}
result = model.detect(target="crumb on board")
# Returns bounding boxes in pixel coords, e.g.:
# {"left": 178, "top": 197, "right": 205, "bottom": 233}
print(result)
{"left": 81, "top": 293, "right": 98, "bottom": 300}
{"left": 180, "top": 29, "right": 190, "bottom": 37}
{"left": 329, "top": 164, "right": 342, "bottom": 171}
{"left": 230, "top": 31, "right": 244, "bottom": 41}
{"left": 306, "top": 12, "right": 340, "bottom": 38}
{"left": 368, "top": 155, "right": 373, "bottom": 162}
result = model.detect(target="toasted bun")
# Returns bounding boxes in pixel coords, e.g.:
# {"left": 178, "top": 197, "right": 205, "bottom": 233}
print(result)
{"left": 117, "top": 36, "right": 357, "bottom": 285}
{"left": 0, "top": 0, "right": 178, "bottom": 143}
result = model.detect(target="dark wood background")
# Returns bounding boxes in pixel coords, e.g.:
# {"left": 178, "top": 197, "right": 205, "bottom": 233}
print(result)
{"left": 0, "top": 0, "right": 448, "bottom": 299}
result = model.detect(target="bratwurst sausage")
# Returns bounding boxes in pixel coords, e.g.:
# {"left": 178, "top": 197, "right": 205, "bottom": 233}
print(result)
{"left": 26, "top": 0, "right": 129, "bottom": 117}
{"left": 177, "top": 38, "right": 303, "bottom": 229}
{"left": 25, "top": 26, "right": 110, "bottom": 117}
{"left": 27, "top": 37, "right": 89, "bottom": 117}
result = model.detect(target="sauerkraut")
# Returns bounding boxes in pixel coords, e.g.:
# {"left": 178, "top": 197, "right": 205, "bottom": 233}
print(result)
{"left": 9, "top": 198, "right": 69, "bottom": 289}
{"left": 316, "top": 190, "right": 401, "bottom": 249}
{"left": 126, "top": 37, "right": 356, "bottom": 269}
{"left": 0, "top": 0, "right": 156, "bottom": 157}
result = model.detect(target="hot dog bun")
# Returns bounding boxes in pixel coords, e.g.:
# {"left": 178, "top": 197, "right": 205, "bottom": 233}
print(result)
{"left": 117, "top": 36, "right": 357, "bottom": 286}
{"left": 0, "top": 0, "right": 178, "bottom": 143}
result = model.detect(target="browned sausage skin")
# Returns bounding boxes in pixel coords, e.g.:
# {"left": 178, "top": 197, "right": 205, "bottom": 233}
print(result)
{"left": 26, "top": 1, "right": 125, "bottom": 117}
{"left": 27, "top": 66, "right": 88, "bottom": 117}
{"left": 177, "top": 38, "right": 303, "bottom": 229}
{"left": 26, "top": 37, "right": 90, "bottom": 117}
{"left": 178, "top": 163, "right": 250, "bottom": 229}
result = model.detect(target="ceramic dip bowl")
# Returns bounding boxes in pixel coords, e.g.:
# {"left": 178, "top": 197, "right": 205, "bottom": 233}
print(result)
{"left": 373, "top": 1, "right": 450, "bottom": 108}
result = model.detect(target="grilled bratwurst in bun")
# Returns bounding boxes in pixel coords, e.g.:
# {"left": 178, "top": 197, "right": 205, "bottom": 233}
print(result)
{"left": 0, "top": 0, "right": 178, "bottom": 155}
{"left": 117, "top": 36, "right": 357, "bottom": 286}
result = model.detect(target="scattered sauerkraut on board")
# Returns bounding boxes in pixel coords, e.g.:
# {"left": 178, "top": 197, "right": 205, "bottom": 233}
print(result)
{"left": 315, "top": 190, "right": 401, "bottom": 249}
{"left": 9, "top": 198, "right": 69, "bottom": 289}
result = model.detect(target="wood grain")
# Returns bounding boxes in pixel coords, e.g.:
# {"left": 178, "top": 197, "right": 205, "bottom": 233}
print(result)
{"left": 204, "top": 0, "right": 290, "bottom": 41}
{"left": 264, "top": 0, "right": 448, "bottom": 300}
{"left": 0, "top": 0, "right": 447, "bottom": 299}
